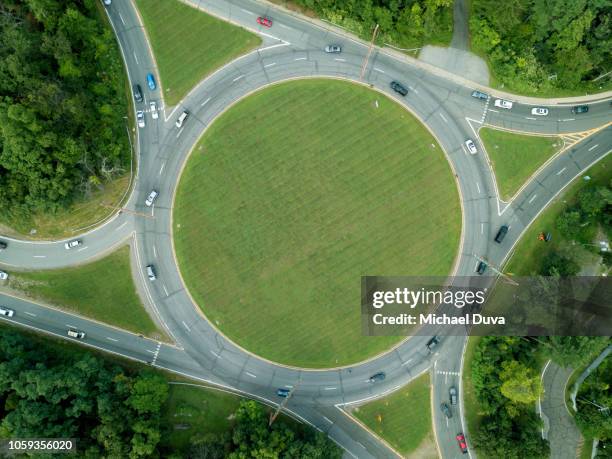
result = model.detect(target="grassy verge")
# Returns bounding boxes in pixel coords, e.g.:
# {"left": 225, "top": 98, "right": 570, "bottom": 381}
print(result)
{"left": 505, "top": 154, "right": 612, "bottom": 275}
{"left": 6, "top": 246, "right": 162, "bottom": 339}
{"left": 174, "top": 79, "right": 461, "bottom": 367}
{"left": 462, "top": 337, "right": 484, "bottom": 442}
{"left": 135, "top": 0, "right": 261, "bottom": 107}
{"left": 479, "top": 127, "right": 561, "bottom": 201}
{"left": 352, "top": 372, "right": 435, "bottom": 457}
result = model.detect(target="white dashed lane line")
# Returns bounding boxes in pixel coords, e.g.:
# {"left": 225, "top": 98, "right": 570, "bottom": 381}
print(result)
{"left": 294, "top": 57, "right": 307, "bottom": 61}
{"left": 526, "top": 116, "right": 537, "bottom": 120}
{"left": 245, "top": 372, "right": 257, "bottom": 378}
{"left": 200, "top": 97, "right": 211, "bottom": 107}
{"left": 588, "top": 144, "right": 599, "bottom": 151}
{"left": 334, "top": 58, "right": 346, "bottom": 62}
{"left": 77, "top": 246, "right": 88, "bottom": 252}
{"left": 323, "top": 416, "right": 333, "bottom": 423}
{"left": 181, "top": 321, "right": 191, "bottom": 332}
{"left": 24, "top": 312, "right": 36, "bottom": 317}
{"left": 133, "top": 51, "right": 138, "bottom": 65}
{"left": 159, "top": 162, "right": 165, "bottom": 175}
{"left": 233, "top": 75, "right": 244, "bottom": 82}
{"left": 475, "top": 182, "right": 481, "bottom": 194}
{"left": 210, "top": 350, "right": 221, "bottom": 359}
{"left": 528, "top": 194, "right": 537, "bottom": 204}
{"left": 33, "top": 255, "right": 46, "bottom": 258}
{"left": 118, "top": 13, "right": 125, "bottom": 25}
{"left": 263, "top": 62, "right": 276, "bottom": 68}
{"left": 556, "top": 167, "right": 567, "bottom": 175}
{"left": 106, "top": 337, "right": 118, "bottom": 342}
{"left": 240, "top": 8, "right": 254, "bottom": 15}
{"left": 373, "top": 67, "right": 385, "bottom": 73}
{"left": 439, "top": 113, "right": 448, "bottom": 123}
{"left": 115, "top": 222, "right": 128, "bottom": 231}
{"left": 324, "top": 387, "right": 337, "bottom": 391}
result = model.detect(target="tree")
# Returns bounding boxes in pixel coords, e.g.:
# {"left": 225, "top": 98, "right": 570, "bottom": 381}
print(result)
{"left": 546, "top": 337, "right": 610, "bottom": 368}
{"left": 541, "top": 250, "right": 580, "bottom": 276}
{"left": 556, "top": 209, "right": 582, "bottom": 240}
{"left": 499, "top": 360, "right": 543, "bottom": 406}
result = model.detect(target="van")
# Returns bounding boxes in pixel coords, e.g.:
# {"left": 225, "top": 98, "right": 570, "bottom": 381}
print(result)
{"left": 494, "top": 225, "right": 509, "bottom": 243}
{"left": 67, "top": 329, "right": 85, "bottom": 339}
{"left": 176, "top": 110, "right": 189, "bottom": 128}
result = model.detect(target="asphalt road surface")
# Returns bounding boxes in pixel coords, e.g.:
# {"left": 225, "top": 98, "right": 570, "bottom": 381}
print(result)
{"left": 0, "top": 0, "right": 610, "bottom": 457}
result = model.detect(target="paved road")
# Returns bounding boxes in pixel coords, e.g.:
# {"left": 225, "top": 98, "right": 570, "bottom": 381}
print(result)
{"left": 0, "top": 0, "right": 610, "bottom": 457}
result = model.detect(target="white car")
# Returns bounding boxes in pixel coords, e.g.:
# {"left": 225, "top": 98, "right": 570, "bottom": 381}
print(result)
{"left": 465, "top": 139, "right": 478, "bottom": 155}
{"left": 137, "top": 110, "right": 145, "bottom": 128}
{"left": 65, "top": 239, "right": 82, "bottom": 250}
{"left": 150, "top": 101, "right": 158, "bottom": 120}
{"left": 67, "top": 329, "right": 85, "bottom": 339}
{"left": 103, "top": 0, "right": 111, "bottom": 5}
{"left": 176, "top": 110, "right": 189, "bottom": 128}
{"left": 0, "top": 271, "right": 8, "bottom": 281}
{"left": 145, "top": 190, "right": 158, "bottom": 207}
{"left": 0, "top": 307, "right": 14, "bottom": 317}
{"left": 494, "top": 99, "right": 513, "bottom": 109}
{"left": 531, "top": 107, "right": 549, "bottom": 116}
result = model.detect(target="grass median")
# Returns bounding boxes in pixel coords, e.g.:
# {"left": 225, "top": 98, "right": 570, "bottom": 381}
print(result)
{"left": 480, "top": 127, "right": 561, "bottom": 201}
{"left": 174, "top": 79, "right": 461, "bottom": 367}
{"left": 135, "top": 0, "right": 261, "bottom": 107}
{"left": 7, "top": 246, "right": 163, "bottom": 339}
{"left": 352, "top": 372, "right": 435, "bottom": 457}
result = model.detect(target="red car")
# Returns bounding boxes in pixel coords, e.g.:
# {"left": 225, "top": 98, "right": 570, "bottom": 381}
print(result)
{"left": 257, "top": 16, "right": 272, "bottom": 27}
{"left": 456, "top": 433, "right": 468, "bottom": 454}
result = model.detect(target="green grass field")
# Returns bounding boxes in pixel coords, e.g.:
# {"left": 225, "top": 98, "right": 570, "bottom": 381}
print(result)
{"left": 161, "top": 383, "right": 243, "bottom": 452}
{"left": 8, "top": 246, "right": 162, "bottom": 339}
{"left": 480, "top": 128, "right": 561, "bottom": 201}
{"left": 174, "top": 79, "right": 461, "bottom": 367}
{"left": 505, "top": 155, "right": 612, "bottom": 275}
{"left": 135, "top": 0, "right": 261, "bottom": 107}
{"left": 353, "top": 373, "right": 436, "bottom": 456}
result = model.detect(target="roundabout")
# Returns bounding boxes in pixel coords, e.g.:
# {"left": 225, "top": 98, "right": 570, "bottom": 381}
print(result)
{"left": 173, "top": 79, "right": 461, "bottom": 367}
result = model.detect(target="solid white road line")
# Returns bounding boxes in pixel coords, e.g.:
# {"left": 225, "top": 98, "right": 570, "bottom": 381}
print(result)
{"left": 106, "top": 337, "right": 118, "bottom": 342}
{"left": 556, "top": 167, "right": 567, "bottom": 175}
{"left": 182, "top": 321, "right": 191, "bottom": 332}
{"left": 264, "top": 62, "right": 276, "bottom": 68}
{"left": 588, "top": 144, "right": 599, "bottom": 151}
{"left": 373, "top": 67, "right": 385, "bottom": 73}
{"left": 233, "top": 75, "right": 244, "bottom": 82}
{"left": 439, "top": 113, "right": 448, "bottom": 123}
{"left": 200, "top": 97, "right": 211, "bottom": 107}
{"left": 528, "top": 194, "right": 537, "bottom": 204}
{"left": 246, "top": 372, "right": 257, "bottom": 378}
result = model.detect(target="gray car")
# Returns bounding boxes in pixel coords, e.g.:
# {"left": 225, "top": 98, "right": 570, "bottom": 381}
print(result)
{"left": 325, "top": 44, "right": 342, "bottom": 53}
{"left": 450, "top": 386, "right": 458, "bottom": 405}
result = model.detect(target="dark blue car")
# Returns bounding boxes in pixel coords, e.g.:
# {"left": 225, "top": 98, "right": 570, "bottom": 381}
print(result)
{"left": 147, "top": 73, "right": 156, "bottom": 90}
{"left": 276, "top": 388, "right": 290, "bottom": 397}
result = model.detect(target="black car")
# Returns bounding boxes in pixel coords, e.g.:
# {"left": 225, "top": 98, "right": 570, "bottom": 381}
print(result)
{"left": 390, "top": 81, "right": 408, "bottom": 96}
{"left": 440, "top": 402, "right": 452, "bottom": 418}
{"left": 0, "top": 241, "right": 6, "bottom": 251}
{"left": 133, "top": 84, "right": 143, "bottom": 103}
{"left": 471, "top": 90, "right": 488, "bottom": 100}
{"left": 369, "top": 372, "right": 386, "bottom": 383}
{"left": 494, "top": 225, "right": 509, "bottom": 243}
{"left": 476, "top": 261, "right": 487, "bottom": 275}
{"left": 426, "top": 336, "right": 439, "bottom": 352}
{"left": 276, "top": 388, "right": 290, "bottom": 397}
{"left": 571, "top": 105, "right": 588, "bottom": 114}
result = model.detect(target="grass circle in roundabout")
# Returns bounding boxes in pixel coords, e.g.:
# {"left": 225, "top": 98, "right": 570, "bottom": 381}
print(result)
{"left": 173, "top": 79, "right": 461, "bottom": 368}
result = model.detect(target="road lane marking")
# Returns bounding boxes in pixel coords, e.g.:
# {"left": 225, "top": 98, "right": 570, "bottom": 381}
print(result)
{"left": 115, "top": 221, "right": 128, "bottom": 231}
{"left": 357, "top": 442, "right": 366, "bottom": 449}
{"left": 181, "top": 321, "right": 191, "bottom": 332}
{"left": 481, "top": 223, "right": 484, "bottom": 234}
{"left": 561, "top": 118, "right": 575, "bottom": 122}
{"left": 133, "top": 51, "right": 138, "bottom": 64}
{"left": 66, "top": 324, "right": 77, "bottom": 328}
{"left": 176, "top": 127, "right": 184, "bottom": 138}
{"left": 323, "top": 416, "right": 333, "bottom": 423}
{"left": 159, "top": 162, "right": 165, "bottom": 175}
{"left": 526, "top": 116, "right": 537, "bottom": 120}
{"left": 588, "top": 144, "right": 599, "bottom": 151}
{"left": 279, "top": 24, "right": 291, "bottom": 30}
{"left": 33, "top": 255, "right": 46, "bottom": 258}
{"left": 210, "top": 350, "right": 220, "bottom": 359}
{"left": 153, "top": 245, "right": 157, "bottom": 258}
{"left": 402, "top": 358, "right": 413, "bottom": 366}
{"left": 334, "top": 58, "right": 346, "bottom": 62}
{"left": 263, "top": 62, "right": 276, "bottom": 68}
{"left": 439, "top": 113, "right": 448, "bottom": 123}
{"left": 408, "top": 86, "right": 419, "bottom": 94}
{"left": 488, "top": 108, "right": 499, "bottom": 113}
{"left": 294, "top": 57, "right": 307, "bottom": 61}
{"left": 240, "top": 8, "right": 254, "bottom": 15}
{"left": 233, "top": 75, "right": 244, "bottom": 82}
{"left": 284, "top": 384, "right": 294, "bottom": 388}
{"left": 106, "top": 337, "right": 118, "bottom": 342}
{"left": 476, "top": 182, "right": 481, "bottom": 194}
{"left": 528, "top": 194, "right": 537, "bottom": 204}
{"left": 24, "top": 312, "right": 36, "bottom": 317}
{"left": 146, "top": 349, "right": 156, "bottom": 354}
{"left": 163, "top": 284, "right": 169, "bottom": 296}
{"left": 556, "top": 167, "right": 567, "bottom": 175}
{"left": 246, "top": 372, "right": 257, "bottom": 378}
{"left": 200, "top": 97, "right": 211, "bottom": 107}
{"left": 118, "top": 13, "right": 125, "bottom": 25}
{"left": 324, "top": 387, "right": 337, "bottom": 390}
{"left": 373, "top": 67, "right": 385, "bottom": 73}
{"left": 77, "top": 246, "right": 88, "bottom": 252}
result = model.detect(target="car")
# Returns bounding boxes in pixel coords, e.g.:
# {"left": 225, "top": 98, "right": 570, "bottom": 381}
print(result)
{"left": 146, "top": 73, "right": 156, "bottom": 90}
{"left": 471, "top": 90, "right": 488, "bottom": 100}
{"left": 103, "top": 0, "right": 111, "bottom": 5}
{"left": 65, "top": 239, "right": 82, "bottom": 250}
{"left": 494, "top": 99, "right": 513, "bottom": 109}
{"left": 494, "top": 225, "right": 509, "bottom": 243}
{"left": 137, "top": 110, "right": 145, "bottom": 128}
{"left": 150, "top": 101, "right": 158, "bottom": 120}
{"left": 257, "top": 16, "right": 272, "bottom": 28}
{"left": 426, "top": 336, "right": 439, "bottom": 352}
{"left": 0, "top": 241, "right": 7, "bottom": 250}
{"left": 531, "top": 107, "right": 549, "bottom": 116}
{"left": 145, "top": 190, "right": 158, "bottom": 207}
{"left": 450, "top": 387, "right": 458, "bottom": 405}
{"left": 369, "top": 372, "right": 386, "bottom": 383}
{"left": 456, "top": 433, "right": 468, "bottom": 454}
{"left": 0, "top": 271, "right": 8, "bottom": 281}
{"left": 476, "top": 261, "right": 487, "bottom": 275}
{"left": 176, "top": 110, "right": 189, "bottom": 128}
{"left": 276, "top": 388, "right": 290, "bottom": 397}
{"left": 133, "top": 84, "right": 143, "bottom": 103}
{"left": 465, "top": 139, "right": 478, "bottom": 155}
{"left": 440, "top": 402, "right": 452, "bottom": 418}
{"left": 146, "top": 265, "right": 156, "bottom": 281}
{"left": 0, "top": 307, "right": 14, "bottom": 318}
{"left": 324, "top": 44, "right": 342, "bottom": 53}
{"left": 67, "top": 329, "right": 85, "bottom": 339}
{"left": 390, "top": 81, "right": 408, "bottom": 96}
{"left": 572, "top": 105, "right": 589, "bottom": 114}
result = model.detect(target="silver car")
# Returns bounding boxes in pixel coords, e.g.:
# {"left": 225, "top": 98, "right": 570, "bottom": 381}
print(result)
{"left": 465, "top": 139, "right": 478, "bottom": 155}
{"left": 324, "top": 44, "right": 342, "bottom": 53}
{"left": 145, "top": 190, "right": 158, "bottom": 207}
{"left": 65, "top": 239, "right": 82, "bottom": 250}
{"left": 150, "top": 101, "right": 158, "bottom": 120}
{"left": 531, "top": 107, "right": 548, "bottom": 116}
{"left": 137, "top": 110, "right": 145, "bottom": 128}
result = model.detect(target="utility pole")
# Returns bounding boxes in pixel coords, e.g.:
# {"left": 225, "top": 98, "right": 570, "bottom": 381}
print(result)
{"left": 360, "top": 24, "right": 379, "bottom": 80}
{"left": 269, "top": 380, "right": 301, "bottom": 426}
{"left": 99, "top": 203, "right": 154, "bottom": 219}
{"left": 472, "top": 254, "right": 519, "bottom": 286}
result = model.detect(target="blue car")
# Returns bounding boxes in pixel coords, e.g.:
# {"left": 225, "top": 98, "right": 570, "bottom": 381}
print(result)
{"left": 146, "top": 73, "right": 156, "bottom": 90}
{"left": 276, "top": 388, "right": 290, "bottom": 397}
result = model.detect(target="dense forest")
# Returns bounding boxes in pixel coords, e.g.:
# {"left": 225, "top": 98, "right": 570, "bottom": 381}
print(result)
{"left": 0, "top": 327, "right": 340, "bottom": 458}
{"left": 279, "top": 0, "right": 454, "bottom": 49}
{"left": 0, "top": 0, "right": 130, "bottom": 219}
{"left": 471, "top": 0, "right": 612, "bottom": 94}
